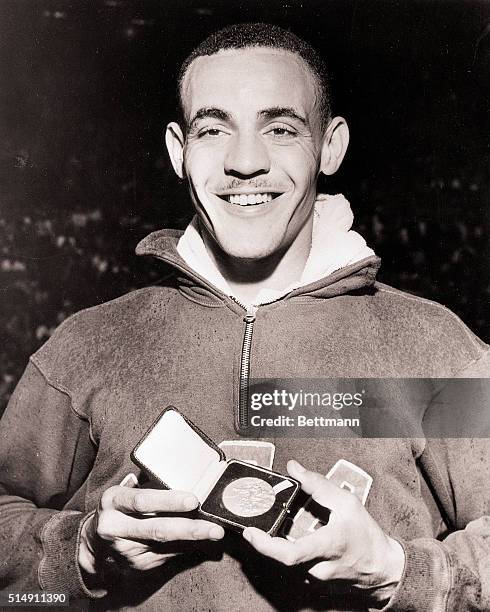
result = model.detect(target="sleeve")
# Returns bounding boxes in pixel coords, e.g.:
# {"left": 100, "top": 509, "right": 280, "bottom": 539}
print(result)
{"left": 380, "top": 350, "right": 490, "bottom": 611}
{"left": 0, "top": 359, "right": 100, "bottom": 598}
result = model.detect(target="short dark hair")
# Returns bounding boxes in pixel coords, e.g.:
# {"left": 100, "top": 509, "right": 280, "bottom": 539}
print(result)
{"left": 177, "top": 22, "right": 332, "bottom": 130}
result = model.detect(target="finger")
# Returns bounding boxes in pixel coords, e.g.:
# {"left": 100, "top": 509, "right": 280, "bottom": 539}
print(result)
{"left": 287, "top": 460, "right": 357, "bottom": 513}
{"left": 307, "top": 560, "right": 337, "bottom": 581}
{"left": 112, "top": 537, "right": 151, "bottom": 556}
{"left": 106, "top": 540, "right": 180, "bottom": 571}
{"left": 112, "top": 538, "right": 179, "bottom": 562}
{"left": 98, "top": 512, "right": 224, "bottom": 542}
{"left": 133, "top": 516, "right": 225, "bottom": 542}
{"left": 129, "top": 550, "right": 179, "bottom": 571}
{"left": 243, "top": 527, "right": 321, "bottom": 566}
{"left": 101, "top": 486, "right": 199, "bottom": 514}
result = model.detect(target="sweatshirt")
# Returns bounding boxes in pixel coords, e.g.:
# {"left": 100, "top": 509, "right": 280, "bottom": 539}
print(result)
{"left": 0, "top": 218, "right": 489, "bottom": 611}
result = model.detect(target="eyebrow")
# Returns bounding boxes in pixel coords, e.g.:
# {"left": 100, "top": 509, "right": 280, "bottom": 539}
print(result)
{"left": 258, "top": 107, "right": 307, "bottom": 126}
{"left": 188, "top": 107, "right": 231, "bottom": 130}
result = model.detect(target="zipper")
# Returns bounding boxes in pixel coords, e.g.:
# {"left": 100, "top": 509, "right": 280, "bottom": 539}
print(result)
{"left": 231, "top": 294, "right": 292, "bottom": 430}
{"left": 232, "top": 298, "right": 257, "bottom": 430}
{"left": 152, "top": 254, "right": 282, "bottom": 430}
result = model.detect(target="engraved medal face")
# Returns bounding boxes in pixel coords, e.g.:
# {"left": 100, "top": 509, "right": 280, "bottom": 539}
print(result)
{"left": 222, "top": 477, "right": 276, "bottom": 517}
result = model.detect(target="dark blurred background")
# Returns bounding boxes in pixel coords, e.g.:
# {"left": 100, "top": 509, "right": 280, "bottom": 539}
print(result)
{"left": 0, "top": 0, "right": 489, "bottom": 415}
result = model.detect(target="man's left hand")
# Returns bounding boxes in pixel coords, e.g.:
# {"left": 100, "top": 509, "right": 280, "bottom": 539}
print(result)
{"left": 243, "top": 460, "right": 405, "bottom": 605}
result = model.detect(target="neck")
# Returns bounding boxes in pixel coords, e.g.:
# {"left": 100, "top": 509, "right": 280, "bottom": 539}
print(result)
{"left": 201, "top": 216, "right": 314, "bottom": 305}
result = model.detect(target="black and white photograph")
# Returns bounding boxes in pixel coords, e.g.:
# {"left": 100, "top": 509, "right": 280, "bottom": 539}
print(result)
{"left": 0, "top": 1, "right": 489, "bottom": 610}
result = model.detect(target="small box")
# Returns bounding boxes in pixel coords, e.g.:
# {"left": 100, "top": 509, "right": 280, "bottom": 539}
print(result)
{"left": 131, "top": 407, "right": 300, "bottom": 535}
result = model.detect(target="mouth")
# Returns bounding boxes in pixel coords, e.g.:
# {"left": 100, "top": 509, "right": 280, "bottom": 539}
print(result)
{"left": 216, "top": 192, "right": 282, "bottom": 206}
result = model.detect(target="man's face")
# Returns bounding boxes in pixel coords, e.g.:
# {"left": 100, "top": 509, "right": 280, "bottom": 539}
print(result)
{"left": 173, "top": 48, "right": 327, "bottom": 260}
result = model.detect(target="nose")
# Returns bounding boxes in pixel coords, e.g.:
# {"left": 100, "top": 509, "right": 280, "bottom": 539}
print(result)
{"left": 224, "top": 133, "right": 270, "bottom": 178}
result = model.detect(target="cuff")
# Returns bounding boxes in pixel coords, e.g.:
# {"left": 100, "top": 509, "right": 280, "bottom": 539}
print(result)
{"left": 380, "top": 538, "right": 450, "bottom": 611}
{"left": 38, "top": 511, "right": 106, "bottom": 600}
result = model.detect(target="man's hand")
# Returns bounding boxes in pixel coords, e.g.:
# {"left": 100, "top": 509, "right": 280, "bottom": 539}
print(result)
{"left": 79, "top": 484, "right": 224, "bottom": 587}
{"left": 242, "top": 460, "right": 405, "bottom": 605}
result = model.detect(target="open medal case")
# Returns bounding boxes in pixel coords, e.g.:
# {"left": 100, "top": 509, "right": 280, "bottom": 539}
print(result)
{"left": 131, "top": 407, "right": 300, "bottom": 535}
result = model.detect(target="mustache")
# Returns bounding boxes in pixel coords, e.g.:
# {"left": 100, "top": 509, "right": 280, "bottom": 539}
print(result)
{"left": 214, "top": 179, "right": 284, "bottom": 191}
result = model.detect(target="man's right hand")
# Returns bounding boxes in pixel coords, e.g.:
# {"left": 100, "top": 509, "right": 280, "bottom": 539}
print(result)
{"left": 78, "top": 485, "right": 224, "bottom": 585}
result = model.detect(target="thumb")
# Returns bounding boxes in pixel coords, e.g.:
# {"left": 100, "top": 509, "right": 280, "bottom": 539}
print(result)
{"left": 287, "top": 460, "right": 354, "bottom": 513}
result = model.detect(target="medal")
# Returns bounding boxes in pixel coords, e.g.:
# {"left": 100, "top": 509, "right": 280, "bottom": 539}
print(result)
{"left": 222, "top": 476, "right": 276, "bottom": 517}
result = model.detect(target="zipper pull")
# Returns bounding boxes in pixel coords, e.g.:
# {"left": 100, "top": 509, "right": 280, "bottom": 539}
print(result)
{"left": 244, "top": 305, "right": 257, "bottom": 323}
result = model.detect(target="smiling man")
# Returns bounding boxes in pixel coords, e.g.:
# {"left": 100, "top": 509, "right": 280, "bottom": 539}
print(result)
{"left": 166, "top": 38, "right": 350, "bottom": 304}
{"left": 0, "top": 22, "right": 489, "bottom": 612}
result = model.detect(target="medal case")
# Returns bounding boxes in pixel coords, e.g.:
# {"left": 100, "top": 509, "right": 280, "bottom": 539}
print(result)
{"left": 131, "top": 406, "right": 300, "bottom": 535}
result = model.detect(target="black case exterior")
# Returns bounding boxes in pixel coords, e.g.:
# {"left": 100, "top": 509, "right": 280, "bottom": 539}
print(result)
{"left": 200, "top": 460, "right": 300, "bottom": 535}
{"left": 131, "top": 406, "right": 300, "bottom": 535}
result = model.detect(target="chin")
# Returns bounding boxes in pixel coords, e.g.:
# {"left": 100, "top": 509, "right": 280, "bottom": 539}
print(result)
{"left": 215, "top": 238, "right": 281, "bottom": 261}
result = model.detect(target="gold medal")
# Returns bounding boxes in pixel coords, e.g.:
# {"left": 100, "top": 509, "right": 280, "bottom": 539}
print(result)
{"left": 222, "top": 477, "right": 275, "bottom": 517}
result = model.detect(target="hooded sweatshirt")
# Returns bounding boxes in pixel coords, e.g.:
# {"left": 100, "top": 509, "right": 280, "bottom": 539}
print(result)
{"left": 0, "top": 196, "right": 489, "bottom": 611}
{"left": 176, "top": 194, "right": 375, "bottom": 306}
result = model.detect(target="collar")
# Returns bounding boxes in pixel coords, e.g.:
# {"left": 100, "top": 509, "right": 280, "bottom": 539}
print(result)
{"left": 175, "top": 194, "right": 376, "bottom": 307}
{"left": 136, "top": 227, "right": 380, "bottom": 312}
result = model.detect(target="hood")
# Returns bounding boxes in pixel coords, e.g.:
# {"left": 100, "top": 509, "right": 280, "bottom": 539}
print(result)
{"left": 175, "top": 194, "right": 376, "bottom": 307}
{"left": 136, "top": 194, "right": 381, "bottom": 310}
{"left": 136, "top": 233, "right": 381, "bottom": 312}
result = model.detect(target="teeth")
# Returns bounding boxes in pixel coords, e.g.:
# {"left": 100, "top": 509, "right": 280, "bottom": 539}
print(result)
{"left": 226, "top": 193, "right": 275, "bottom": 205}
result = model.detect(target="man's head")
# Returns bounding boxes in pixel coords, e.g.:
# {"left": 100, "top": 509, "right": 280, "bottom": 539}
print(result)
{"left": 166, "top": 23, "right": 349, "bottom": 261}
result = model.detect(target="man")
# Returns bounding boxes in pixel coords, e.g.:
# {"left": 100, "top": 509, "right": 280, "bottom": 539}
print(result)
{"left": 0, "top": 23, "right": 489, "bottom": 611}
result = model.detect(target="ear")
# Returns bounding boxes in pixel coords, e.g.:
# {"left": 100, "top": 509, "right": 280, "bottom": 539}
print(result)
{"left": 165, "top": 122, "right": 185, "bottom": 179}
{"left": 319, "top": 117, "right": 350, "bottom": 176}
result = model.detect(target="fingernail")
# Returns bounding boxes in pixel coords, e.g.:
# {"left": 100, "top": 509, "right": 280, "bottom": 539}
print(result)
{"left": 209, "top": 526, "right": 224, "bottom": 540}
{"left": 242, "top": 529, "right": 252, "bottom": 543}
{"left": 184, "top": 496, "right": 198, "bottom": 510}
{"left": 290, "top": 459, "right": 306, "bottom": 473}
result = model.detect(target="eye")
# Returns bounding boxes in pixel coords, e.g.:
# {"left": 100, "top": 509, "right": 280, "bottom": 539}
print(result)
{"left": 266, "top": 124, "right": 298, "bottom": 138}
{"left": 198, "top": 127, "right": 226, "bottom": 138}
